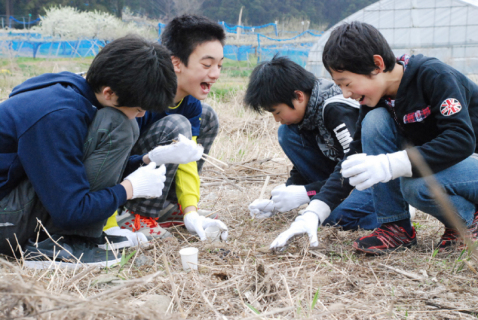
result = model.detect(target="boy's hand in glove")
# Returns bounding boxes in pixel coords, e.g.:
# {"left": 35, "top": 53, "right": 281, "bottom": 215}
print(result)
{"left": 341, "top": 151, "right": 412, "bottom": 191}
{"left": 271, "top": 184, "right": 310, "bottom": 212}
{"left": 124, "top": 162, "right": 166, "bottom": 199}
{"left": 184, "top": 211, "right": 228, "bottom": 241}
{"left": 104, "top": 226, "right": 148, "bottom": 247}
{"left": 270, "top": 200, "right": 331, "bottom": 250}
{"left": 148, "top": 134, "right": 204, "bottom": 165}
{"left": 248, "top": 199, "right": 277, "bottom": 219}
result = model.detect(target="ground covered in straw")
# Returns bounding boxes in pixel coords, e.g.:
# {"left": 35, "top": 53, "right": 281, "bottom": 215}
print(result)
{"left": 1, "top": 58, "right": 478, "bottom": 319}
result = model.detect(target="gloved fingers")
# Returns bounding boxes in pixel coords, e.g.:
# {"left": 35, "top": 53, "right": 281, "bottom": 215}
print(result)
{"left": 341, "top": 162, "right": 369, "bottom": 178}
{"left": 270, "top": 184, "right": 287, "bottom": 196}
{"left": 306, "top": 227, "right": 319, "bottom": 247}
{"left": 250, "top": 208, "right": 260, "bottom": 218}
{"left": 355, "top": 178, "right": 377, "bottom": 191}
{"left": 203, "top": 218, "right": 228, "bottom": 232}
{"left": 342, "top": 153, "right": 367, "bottom": 168}
{"left": 254, "top": 211, "right": 275, "bottom": 219}
{"left": 144, "top": 161, "right": 157, "bottom": 170}
{"left": 194, "top": 224, "right": 207, "bottom": 241}
{"left": 270, "top": 228, "right": 299, "bottom": 249}
{"left": 249, "top": 199, "right": 274, "bottom": 211}
{"left": 341, "top": 154, "right": 368, "bottom": 171}
{"left": 158, "top": 164, "right": 166, "bottom": 176}
{"left": 348, "top": 172, "right": 372, "bottom": 188}
{"left": 196, "top": 145, "right": 205, "bottom": 158}
{"left": 220, "top": 230, "right": 228, "bottom": 241}
{"left": 133, "top": 232, "right": 149, "bottom": 245}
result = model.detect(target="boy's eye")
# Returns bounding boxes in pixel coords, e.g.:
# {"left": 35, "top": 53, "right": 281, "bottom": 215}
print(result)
{"left": 203, "top": 64, "right": 211, "bottom": 68}
{"left": 346, "top": 83, "right": 350, "bottom": 87}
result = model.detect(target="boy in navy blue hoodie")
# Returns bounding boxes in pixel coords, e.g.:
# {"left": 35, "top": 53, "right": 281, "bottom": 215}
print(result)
{"left": 270, "top": 21, "right": 478, "bottom": 254}
{"left": 0, "top": 35, "right": 178, "bottom": 268}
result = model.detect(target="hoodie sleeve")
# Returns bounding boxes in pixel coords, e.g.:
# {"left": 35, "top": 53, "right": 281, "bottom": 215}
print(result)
{"left": 18, "top": 109, "right": 127, "bottom": 230}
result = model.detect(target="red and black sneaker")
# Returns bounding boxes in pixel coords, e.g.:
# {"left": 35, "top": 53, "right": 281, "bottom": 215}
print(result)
{"left": 437, "top": 211, "right": 478, "bottom": 252}
{"left": 353, "top": 223, "right": 417, "bottom": 254}
{"left": 157, "top": 203, "right": 219, "bottom": 228}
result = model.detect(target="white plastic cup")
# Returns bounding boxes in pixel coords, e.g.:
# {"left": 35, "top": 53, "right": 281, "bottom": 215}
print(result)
{"left": 179, "top": 247, "right": 198, "bottom": 271}
{"left": 205, "top": 225, "right": 221, "bottom": 242}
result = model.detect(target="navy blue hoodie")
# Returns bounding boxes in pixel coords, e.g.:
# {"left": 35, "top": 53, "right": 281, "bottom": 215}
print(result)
{"left": 314, "top": 55, "right": 478, "bottom": 211}
{"left": 0, "top": 72, "right": 127, "bottom": 230}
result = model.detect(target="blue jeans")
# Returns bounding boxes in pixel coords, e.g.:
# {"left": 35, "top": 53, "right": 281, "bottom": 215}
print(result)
{"left": 362, "top": 107, "right": 478, "bottom": 228}
{"left": 278, "top": 124, "right": 379, "bottom": 230}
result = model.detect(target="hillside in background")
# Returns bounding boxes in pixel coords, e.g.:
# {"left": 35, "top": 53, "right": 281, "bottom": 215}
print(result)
{"left": 2, "top": 0, "right": 376, "bottom": 30}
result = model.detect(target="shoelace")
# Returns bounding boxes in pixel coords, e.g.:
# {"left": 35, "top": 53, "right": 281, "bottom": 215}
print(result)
{"left": 368, "top": 224, "right": 410, "bottom": 247}
{"left": 441, "top": 228, "right": 459, "bottom": 241}
{"left": 133, "top": 214, "right": 159, "bottom": 232}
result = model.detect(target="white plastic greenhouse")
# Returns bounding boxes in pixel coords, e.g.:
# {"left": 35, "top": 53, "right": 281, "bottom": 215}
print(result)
{"left": 306, "top": 0, "right": 478, "bottom": 77}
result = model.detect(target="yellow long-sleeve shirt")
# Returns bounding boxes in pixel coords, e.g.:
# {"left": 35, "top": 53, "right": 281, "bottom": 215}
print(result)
{"left": 175, "top": 136, "right": 200, "bottom": 209}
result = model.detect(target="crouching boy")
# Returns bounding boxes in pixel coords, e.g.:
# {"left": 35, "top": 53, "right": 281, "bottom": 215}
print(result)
{"left": 0, "top": 35, "right": 177, "bottom": 268}
{"left": 244, "top": 55, "right": 379, "bottom": 232}
{"left": 271, "top": 21, "right": 478, "bottom": 254}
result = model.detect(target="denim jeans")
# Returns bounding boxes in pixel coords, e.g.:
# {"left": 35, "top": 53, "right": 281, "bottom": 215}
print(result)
{"left": 278, "top": 124, "right": 379, "bottom": 230}
{"left": 362, "top": 107, "right": 478, "bottom": 228}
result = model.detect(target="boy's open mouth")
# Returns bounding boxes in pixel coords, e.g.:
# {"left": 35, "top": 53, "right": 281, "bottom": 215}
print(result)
{"left": 200, "top": 82, "right": 211, "bottom": 94}
{"left": 355, "top": 95, "right": 365, "bottom": 103}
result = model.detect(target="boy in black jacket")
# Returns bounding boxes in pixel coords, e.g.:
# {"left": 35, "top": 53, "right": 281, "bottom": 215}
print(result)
{"left": 270, "top": 21, "right": 478, "bottom": 254}
{"left": 244, "top": 56, "right": 380, "bottom": 233}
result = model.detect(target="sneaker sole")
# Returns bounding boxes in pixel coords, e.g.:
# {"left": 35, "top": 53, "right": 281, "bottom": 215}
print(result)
{"left": 353, "top": 238, "right": 417, "bottom": 255}
{"left": 23, "top": 257, "right": 121, "bottom": 270}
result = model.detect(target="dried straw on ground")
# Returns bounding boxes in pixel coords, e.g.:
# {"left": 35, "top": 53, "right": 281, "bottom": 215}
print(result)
{"left": 2, "top": 89, "right": 478, "bottom": 320}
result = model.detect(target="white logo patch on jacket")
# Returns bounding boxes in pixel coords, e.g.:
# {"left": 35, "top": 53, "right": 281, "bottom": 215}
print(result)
{"left": 333, "top": 123, "right": 353, "bottom": 153}
{"left": 440, "top": 98, "right": 462, "bottom": 116}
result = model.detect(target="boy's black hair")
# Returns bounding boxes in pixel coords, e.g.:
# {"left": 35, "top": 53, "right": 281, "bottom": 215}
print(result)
{"left": 322, "top": 21, "right": 396, "bottom": 75}
{"left": 161, "top": 14, "right": 225, "bottom": 66}
{"left": 244, "top": 55, "right": 316, "bottom": 113}
{"left": 86, "top": 35, "right": 176, "bottom": 112}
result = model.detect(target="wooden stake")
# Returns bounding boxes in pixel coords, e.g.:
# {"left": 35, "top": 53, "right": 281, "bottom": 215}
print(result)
{"left": 259, "top": 175, "right": 270, "bottom": 200}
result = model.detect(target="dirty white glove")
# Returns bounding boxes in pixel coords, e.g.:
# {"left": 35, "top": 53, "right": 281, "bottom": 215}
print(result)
{"left": 148, "top": 134, "right": 204, "bottom": 165}
{"left": 124, "top": 162, "right": 166, "bottom": 199}
{"left": 248, "top": 199, "right": 277, "bottom": 219}
{"left": 270, "top": 200, "right": 331, "bottom": 250}
{"left": 341, "top": 151, "right": 412, "bottom": 191}
{"left": 271, "top": 184, "right": 310, "bottom": 212}
{"left": 184, "top": 211, "right": 228, "bottom": 241}
{"left": 104, "top": 226, "right": 148, "bottom": 247}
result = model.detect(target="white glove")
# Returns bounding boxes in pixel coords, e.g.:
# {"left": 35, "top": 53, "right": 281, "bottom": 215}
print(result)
{"left": 270, "top": 200, "right": 331, "bottom": 250}
{"left": 248, "top": 199, "right": 277, "bottom": 219}
{"left": 124, "top": 162, "right": 166, "bottom": 199}
{"left": 184, "top": 211, "right": 228, "bottom": 241}
{"left": 148, "top": 134, "right": 204, "bottom": 165}
{"left": 341, "top": 151, "right": 412, "bottom": 191}
{"left": 104, "top": 226, "right": 148, "bottom": 247}
{"left": 271, "top": 184, "right": 310, "bottom": 212}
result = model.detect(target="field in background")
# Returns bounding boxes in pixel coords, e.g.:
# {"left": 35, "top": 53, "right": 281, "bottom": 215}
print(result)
{"left": 1, "top": 58, "right": 478, "bottom": 319}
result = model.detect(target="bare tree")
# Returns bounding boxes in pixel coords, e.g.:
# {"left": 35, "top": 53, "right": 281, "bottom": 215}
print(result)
{"left": 172, "top": 0, "right": 205, "bottom": 17}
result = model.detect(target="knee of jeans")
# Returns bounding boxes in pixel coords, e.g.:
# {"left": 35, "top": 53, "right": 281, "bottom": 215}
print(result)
{"left": 278, "top": 124, "right": 299, "bottom": 149}
{"left": 400, "top": 177, "right": 428, "bottom": 207}
{"left": 158, "top": 114, "right": 192, "bottom": 138}
{"left": 361, "top": 107, "right": 395, "bottom": 142}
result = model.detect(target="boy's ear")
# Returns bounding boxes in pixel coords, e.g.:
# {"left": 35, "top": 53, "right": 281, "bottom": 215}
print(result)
{"left": 102, "top": 86, "right": 115, "bottom": 100}
{"left": 294, "top": 90, "right": 306, "bottom": 103}
{"left": 171, "top": 56, "right": 182, "bottom": 73}
{"left": 373, "top": 55, "right": 386, "bottom": 72}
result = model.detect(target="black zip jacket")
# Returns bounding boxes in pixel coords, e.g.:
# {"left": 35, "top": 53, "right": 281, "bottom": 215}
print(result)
{"left": 314, "top": 54, "right": 478, "bottom": 210}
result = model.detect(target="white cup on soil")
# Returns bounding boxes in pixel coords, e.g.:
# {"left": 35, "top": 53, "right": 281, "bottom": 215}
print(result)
{"left": 179, "top": 247, "right": 198, "bottom": 271}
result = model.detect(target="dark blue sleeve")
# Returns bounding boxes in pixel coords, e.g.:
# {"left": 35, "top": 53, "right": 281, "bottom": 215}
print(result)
{"left": 18, "top": 110, "right": 127, "bottom": 230}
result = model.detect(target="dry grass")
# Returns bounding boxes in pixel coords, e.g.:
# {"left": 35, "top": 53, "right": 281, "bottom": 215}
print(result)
{"left": 2, "top": 58, "right": 478, "bottom": 319}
